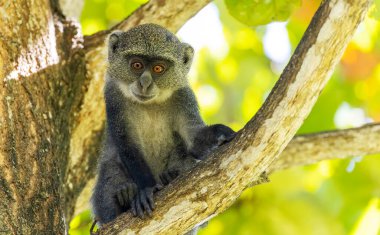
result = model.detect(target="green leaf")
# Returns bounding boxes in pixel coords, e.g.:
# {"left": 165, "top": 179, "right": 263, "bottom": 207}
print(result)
{"left": 370, "top": 0, "right": 380, "bottom": 19}
{"left": 225, "top": 0, "right": 301, "bottom": 26}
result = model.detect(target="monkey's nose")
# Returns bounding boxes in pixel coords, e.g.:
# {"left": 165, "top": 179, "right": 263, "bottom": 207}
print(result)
{"left": 139, "top": 72, "right": 153, "bottom": 93}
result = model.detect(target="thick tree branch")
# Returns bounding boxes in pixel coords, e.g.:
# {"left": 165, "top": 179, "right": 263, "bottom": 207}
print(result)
{"left": 73, "top": 123, "right": 380, "bottom": 215}
{"left": 270, "top": 123, "right": 380, "bottom": 173}
{"left": 84, "top": 0, "right": 212, "bottom": 50}
{"left": 95, "top": 0, "right": 371, "bottom": 234}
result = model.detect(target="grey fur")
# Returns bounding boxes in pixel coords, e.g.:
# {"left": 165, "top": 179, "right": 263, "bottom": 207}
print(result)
{"left": 91, "top": 24, "right": 235, "bottom": 234}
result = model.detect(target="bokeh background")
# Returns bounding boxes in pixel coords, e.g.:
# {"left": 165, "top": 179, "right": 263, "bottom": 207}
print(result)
{"left": 70, "top": 0, "right": 380, "bottom": 234}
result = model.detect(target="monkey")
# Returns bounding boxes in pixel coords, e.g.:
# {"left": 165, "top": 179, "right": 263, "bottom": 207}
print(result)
{"left": 91, "top": 23, "right": 236, "bottom": 228}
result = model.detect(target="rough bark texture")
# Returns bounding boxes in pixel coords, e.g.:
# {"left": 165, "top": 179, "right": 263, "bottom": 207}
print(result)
{"left": 95, "top": 0, "right": 372, "bottom": 234}
{"left": 270, "top": 123, "right": 380, "bottom": 173}
{"left": 0, "top": 0, "right": 86, "bottom": 233}
{"left": 73, "top": 123, "right": 380, "bottom": 215}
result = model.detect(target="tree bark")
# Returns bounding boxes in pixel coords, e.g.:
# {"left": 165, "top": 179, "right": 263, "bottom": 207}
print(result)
{"left": 0, "top": 0, "right": 86, "bottom": 233}
{"left": 95, "top": 0, "right": 372, "bottom": 234}
{"left": 270, "top": 123, "right": 380, "bottom": 173}
{"left": 73, "top": 123, "right": 380, "bottom": 215}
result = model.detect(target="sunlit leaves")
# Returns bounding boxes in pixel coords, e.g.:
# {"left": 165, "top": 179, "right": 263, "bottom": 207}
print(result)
{"left": 225, "top": 0, "right": 301, "bottom": 26}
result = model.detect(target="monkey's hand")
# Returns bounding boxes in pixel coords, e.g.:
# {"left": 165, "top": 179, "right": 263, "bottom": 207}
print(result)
{"left": 190, "top": 124, "right": 236, "bottom": 160}
{"left": 131, "top": 184, "right": 163, "bottom": 218}
{"left": 115, "top": 182, "right": 138, "bottom": 208}
{"left": 159, "top": 169, "right": 179, "bottom": 185}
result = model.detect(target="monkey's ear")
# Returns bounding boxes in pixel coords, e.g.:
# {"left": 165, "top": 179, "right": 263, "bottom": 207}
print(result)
{"left": 182, "top": 43, "right": 194, "bottom": 66}
{"left": 107, "top": 30, "right": 123, "bottom": 55}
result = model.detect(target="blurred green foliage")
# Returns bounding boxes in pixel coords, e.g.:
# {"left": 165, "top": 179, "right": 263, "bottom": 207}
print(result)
{"left": 71, "top": 0, "right": 380, "bottom": 234}
{"left": 80, "top": 0, "right": 148, "bottom": 35}
{"left": 225, "top": 0, "right": 301, "bottom": 26}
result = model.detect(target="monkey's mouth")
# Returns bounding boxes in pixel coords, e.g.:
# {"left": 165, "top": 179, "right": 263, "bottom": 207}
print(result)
{"left": 132, "top": 91, "right": 155, "bottom": 101}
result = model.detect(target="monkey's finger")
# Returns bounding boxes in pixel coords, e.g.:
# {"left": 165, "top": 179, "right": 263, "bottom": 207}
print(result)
{"left": 165, "top": 171, "right": 175, "bottom": 183}
{"left": 152, "top": 182, "right": 163, "bottom": 193}
{"left": 135, "top": 194, "right": 144, "bottom": 218}
{"left": 154, "top": 183, "right": 163, "bottom": 192}
{"left": 132, "top": 183, "right": 138, "bottom": 194}
{"left": 131, "top": 198, "right": 137, "bottom": 216}
{"left": 218, "top": 132, "right": 236, "bottom": 145}
{"left": 163, "top": 174, "right": 169, "bottom": 185}
{"left": 117, "top": 192, "right": 125, "bottom": 206}
{"left": 166, "top": 172, "right": 174, "bottom": 182}
{"left": 127, "top": 186, "right": 135, "bottom": 202}
{"left": 217, "top": 135, "right": 227, "bottom": 145}
{"left": 146, "top": 188, "right": 155, "bottom": 210}
{"left": 160, "top": 174, "right": 168, "bottom": 185}
{"left": 162, "top": 172, "right": 170, "bottom": 184}
{"left": 121, "top": 189, "right": 129, "bottom": 204}
{"left": 169, "top": 170, "right": 179, "bottom": 179}
{"left": 140, "top": 191, "right": 152, "bottom": 216}
{"left": 225, "top": 132, "right": 236, "bottom": 141}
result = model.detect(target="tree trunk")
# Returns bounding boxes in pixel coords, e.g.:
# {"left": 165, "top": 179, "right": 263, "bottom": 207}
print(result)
{"left": 0, "top": 0, "right": 87, "bottom": 233}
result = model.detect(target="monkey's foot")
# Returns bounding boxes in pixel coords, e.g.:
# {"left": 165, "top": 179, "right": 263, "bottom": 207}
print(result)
{"left": 131, "top": 184, "right": 163, "bottom": 218}
{"left": 159, "top": 169, "right": 179, "bottom": 185}
{"left": 116, "top": 182, "right": 138, "bottom": 207}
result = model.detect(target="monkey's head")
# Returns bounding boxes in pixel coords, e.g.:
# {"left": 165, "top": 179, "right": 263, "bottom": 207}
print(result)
{"left": 106, "top": 24, "right": 194, "bottom": 104}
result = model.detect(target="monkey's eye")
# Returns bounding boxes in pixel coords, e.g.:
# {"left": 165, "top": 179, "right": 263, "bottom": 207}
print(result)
{"left": 131, "top": 61, "right": 144, "bottom": 71}
{"left": 152, "top": 64, "right": 165, "bottom": 74}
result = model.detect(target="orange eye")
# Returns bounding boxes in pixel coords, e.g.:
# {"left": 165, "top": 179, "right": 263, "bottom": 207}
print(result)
{"left": 131, "top": 62, "right": 143, "bottom": 70}
{"left": 152, "top": 65, "right": 165, "bottom": 74}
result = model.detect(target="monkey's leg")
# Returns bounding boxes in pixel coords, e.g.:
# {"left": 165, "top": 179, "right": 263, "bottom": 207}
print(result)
{"left": 92, "top": 149, "right": 138, "bottom": 224}
{"left": 160, "top": 146, "right": 197, "bottom": 185}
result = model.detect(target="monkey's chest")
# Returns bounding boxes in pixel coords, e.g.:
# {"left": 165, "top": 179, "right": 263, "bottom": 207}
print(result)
{"left": 129, "top": 112, "right": 175, "bottom": 176}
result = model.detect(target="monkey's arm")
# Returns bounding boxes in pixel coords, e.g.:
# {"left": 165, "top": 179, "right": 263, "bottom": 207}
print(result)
{"left": 189, "top": 124, "right": 236, "bottom": 160}
{"left": 173, "top": 87, "right": 206, "bottom": 149}
{"left": 104, "top": 80, "right": 160, "bottom": 217}
{"left": 174, "top": 87, "right": 236, "bottom": 160}
{"left": 160, "top": 141, "right": 197, "bottom": 185}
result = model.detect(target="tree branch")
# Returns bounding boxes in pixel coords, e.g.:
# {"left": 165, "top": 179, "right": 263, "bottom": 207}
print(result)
{"left": 59, "top": 0, "right": 84, "bottom": 20}
{"left": 270, "top": 123, "right": 380, "bottom": 173}
{"left": 95, "top": 0, "right": 371, "bottom": 234}
{"left": 73, "top": 123, "right": 380, "bottom": 216}
{"left": 84, "top": 0, "right": 212, "bottom": 50}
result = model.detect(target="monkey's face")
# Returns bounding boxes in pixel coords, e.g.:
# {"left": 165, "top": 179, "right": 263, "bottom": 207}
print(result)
{"left": 119, "top": 56, "right": 180, "bottom": 103}
{"left": 106, "top": 24, "right": 194, "bottom": 104}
